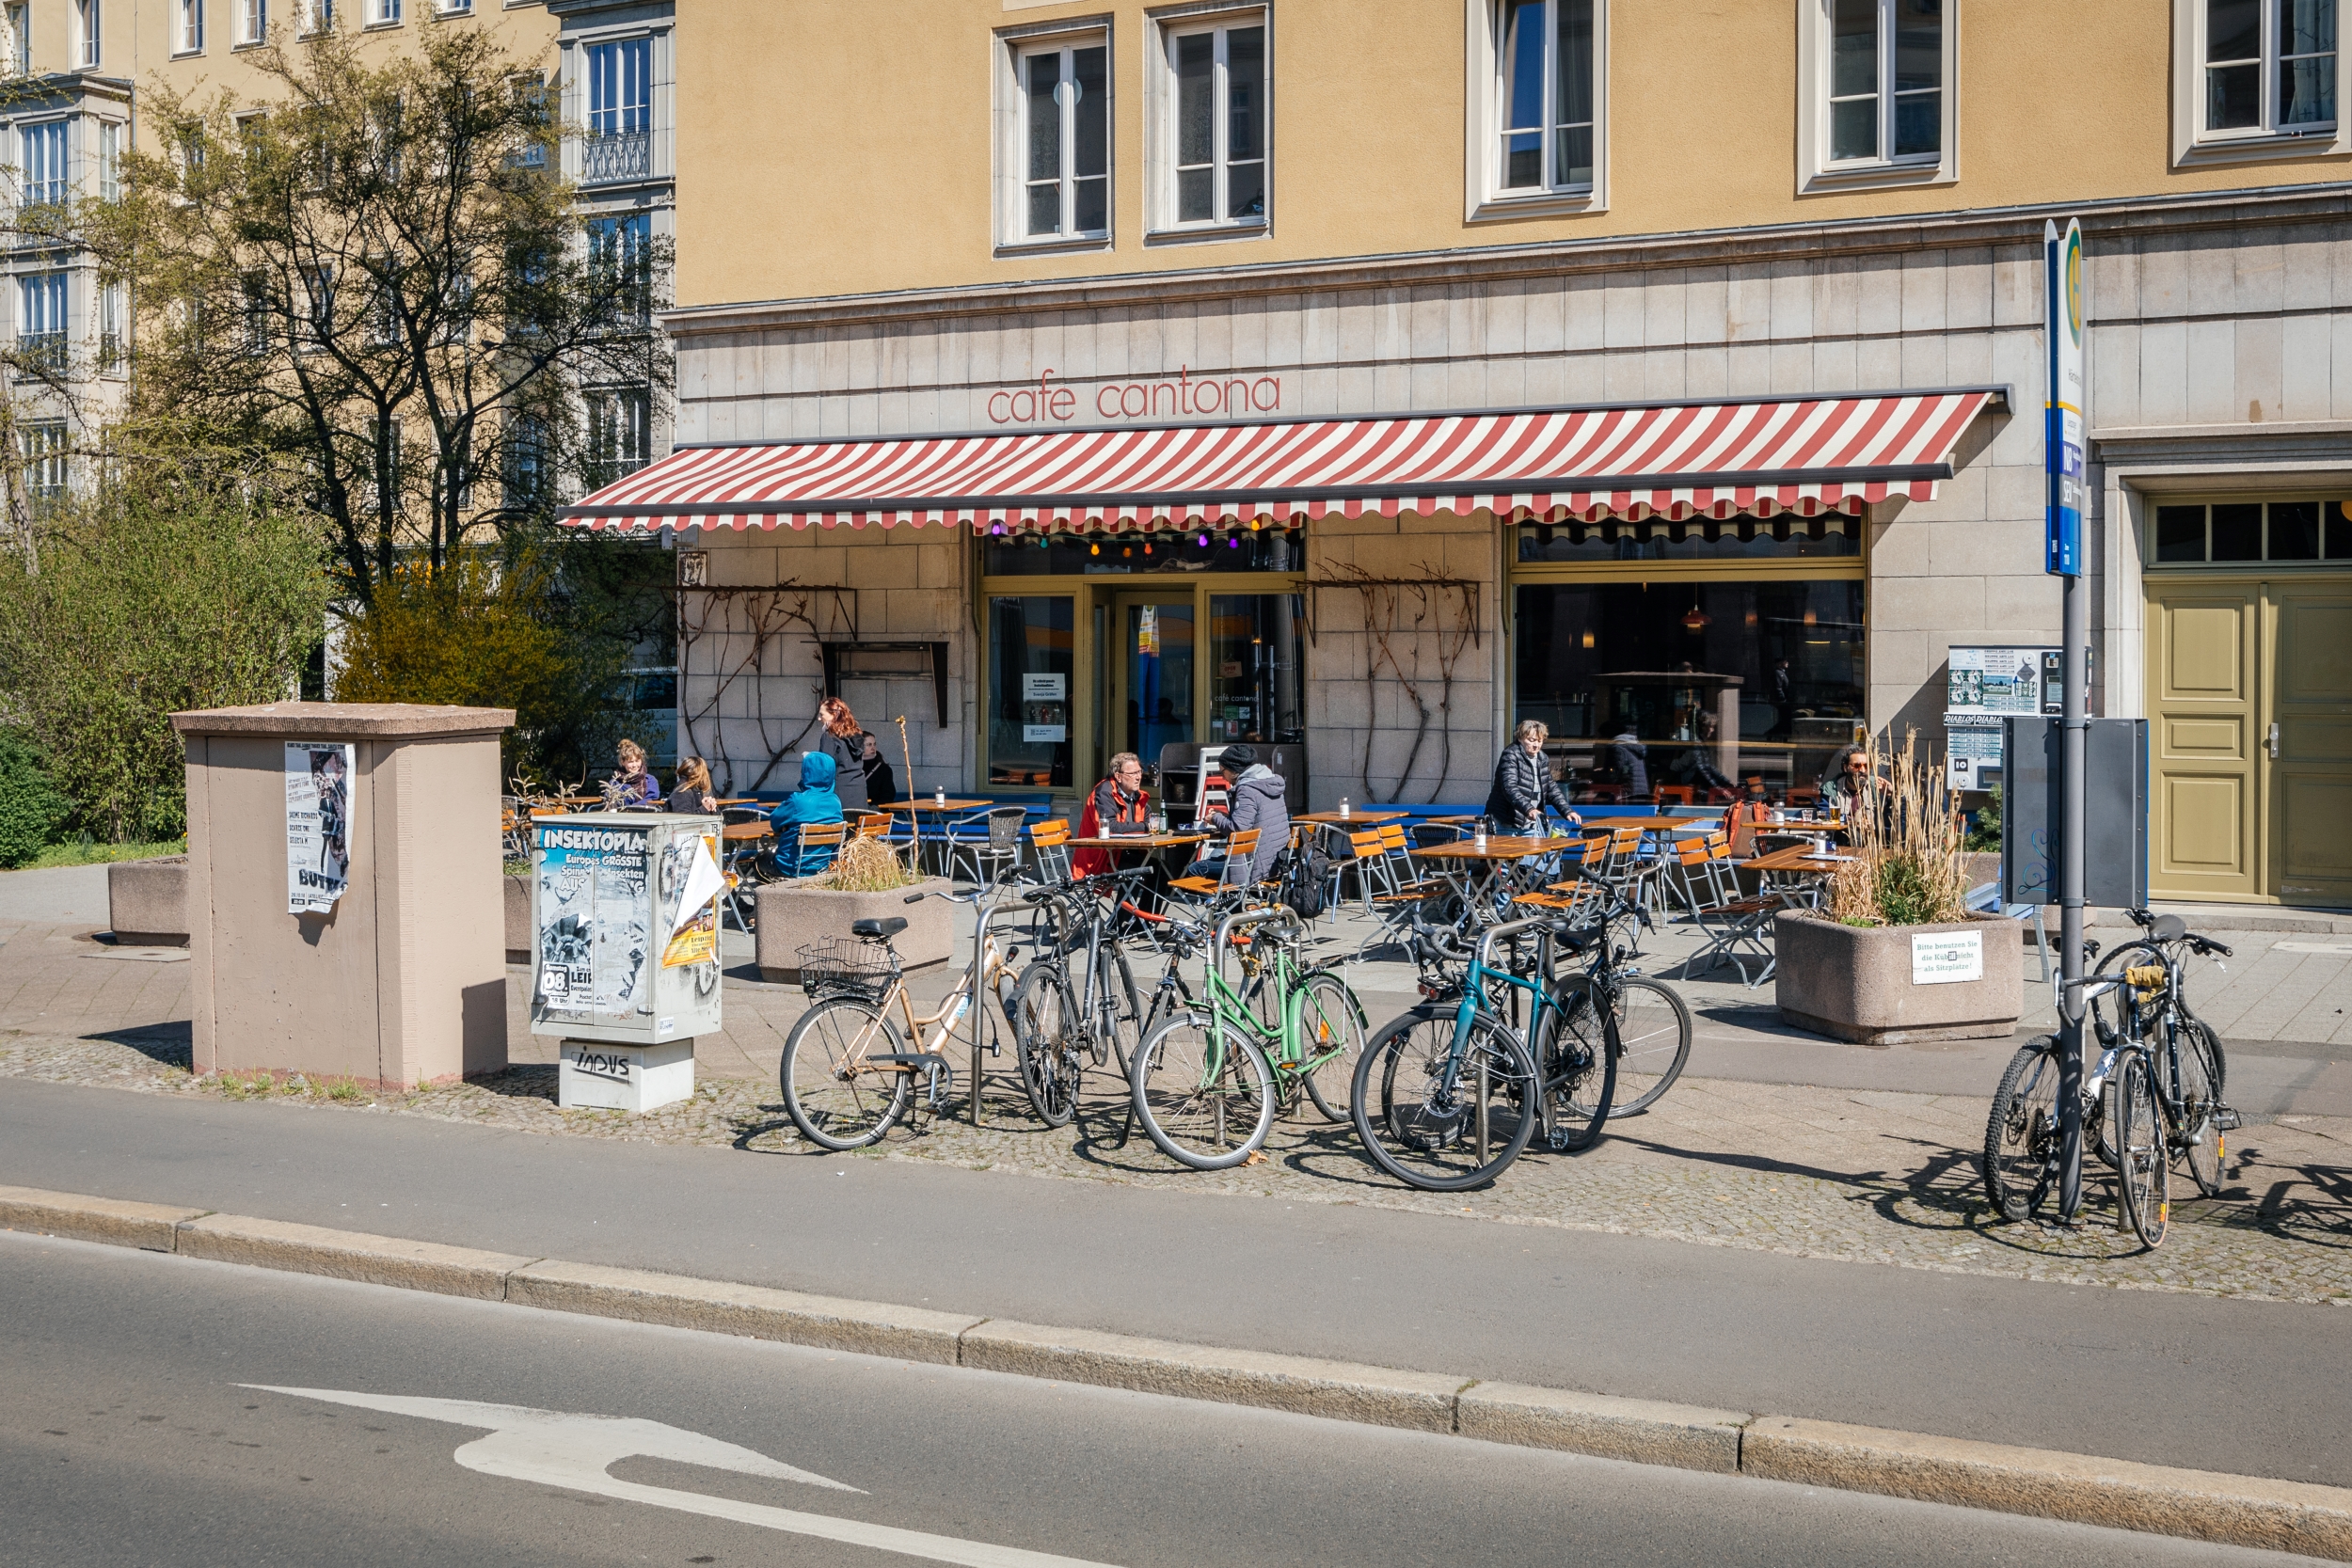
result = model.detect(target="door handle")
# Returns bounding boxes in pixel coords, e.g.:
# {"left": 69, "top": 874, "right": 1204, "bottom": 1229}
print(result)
{"left": 2267, "top": 722, "right": 2280, "bottom": 759}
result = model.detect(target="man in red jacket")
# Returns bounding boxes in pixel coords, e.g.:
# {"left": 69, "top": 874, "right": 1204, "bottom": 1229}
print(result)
{"left": 1073, "top": 752, "right": 1149, "bottom": 878}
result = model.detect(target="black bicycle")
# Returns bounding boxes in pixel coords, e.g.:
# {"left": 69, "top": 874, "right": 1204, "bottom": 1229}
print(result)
{"left": 1005, "top": 868, "right": 1152, "bottom": 1127}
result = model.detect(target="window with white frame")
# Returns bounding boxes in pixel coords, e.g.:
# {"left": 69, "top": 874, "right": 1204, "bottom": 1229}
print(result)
{"left": 241, "top": 271, "right": 273, "bottom": 355}
{"left": 76, "top": 0, "right": 100, "bottom": 69}
{"left": 438, "top": 0, "right": 470, "bottom": 13}
{"left": 17, "top": 271, "right": 66, "bottom": 366}
{"left": 20, "top": 120, "right": 66, "bottom": 208}
{"left": 99, "top": 278, "right": 123, "bottom": 372}
{"left": 1798, "top": 0, "right": 1955, "bottom": 188}
{"left": 2202, "top": 0, "right": 2336, "bottom": 136}
{"left": 368, "top": 0, "right": 400, "bottom": 25}
{"left": 1495, "top": 0, "right": 1596, "bottom": 195}
{"left": 5, "top": 4, "right": 27, "bottom": 72}
{"left": 586, "top": 388, "right": 650, "bottom": 484}
{"left": 588, "top": 211, "right": 652, "bottom": 325}
{"left": 238, "top": 0, "right": 264, "bottom": 44}
{"left": 1016, "top": 39, "right": 1108, "bottom": 241}
{"left": 1159, "top": 14, "right": 1266, "bottom": 230}
{"left": 178, "top": 0, "right": 204, "bottom": 53}
{"left": 300, "top": 0, "right": 330, "bottom": 36}
{"left": 98, "top": 119, "right": 119, "bottom": 199}
{"left": 302, "top": 263, "right": 334, "bottom": 344}
{"left": 586, "top": 37, "right": 651, "bottom": 135}
{"left": 20, "top": 421, "right": 68, "bottom": 502}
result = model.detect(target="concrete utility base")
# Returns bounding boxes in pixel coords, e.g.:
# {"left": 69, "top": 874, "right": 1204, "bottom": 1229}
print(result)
{"left": 557, "top": 1038, "right": 694, "bottom": 1113}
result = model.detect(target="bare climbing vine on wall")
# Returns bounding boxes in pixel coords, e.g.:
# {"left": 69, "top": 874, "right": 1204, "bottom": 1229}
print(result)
{"left": 1310, "top": 562, "right": 1481, "bottom": 805}
{"left": 675, "top": 582, "right": 857, "bottom": 794}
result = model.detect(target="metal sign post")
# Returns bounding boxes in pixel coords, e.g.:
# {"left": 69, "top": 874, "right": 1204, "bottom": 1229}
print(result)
{"left": 2044, "top": 217, "right": 2088, "bottom": 1222}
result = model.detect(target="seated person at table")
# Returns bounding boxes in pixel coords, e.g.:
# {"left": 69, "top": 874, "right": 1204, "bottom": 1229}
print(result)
{"left": 607, "top": 737, "right": 662, "bottom": 809}
{"left": 1485, "top": 720, "right": 1581, "bottom": 835}
{"left": 1181, "top": 745, "right": 1288, "bottom": 886}
{"left": 1820, "top": 745, "right": 1894, "bottom": 816}
{"left": 858, "top": 733, "right": 898, "bottom": 806}
{"left": 1073, "top": 752, "right": 1151, "bottom": 879}
{"left": 1669, "top": 714, "right": 1737, "bottom": 800}
{"left": 667, "top": 755, "right": 720, "bottom": 816}
{"left": 769, "top": 750, "right": 846, "bottom": 877}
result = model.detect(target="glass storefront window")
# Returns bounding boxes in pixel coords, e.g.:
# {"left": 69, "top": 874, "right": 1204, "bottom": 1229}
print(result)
{"left": 1513, "top": 515, "right": 1860, "bottom": 563}
{"left": 983, "top": 526, "right": 1304, "bottom": 577}
{"left": 1123, "top": 599, "right": 1196, "bottom": 768}
{"left": 987, "top": 595, "right": 1073, "bottom": 787}
{"left": 1514, "top": 578, "right": 1867, "bottom": 800}
{"left": 1205, "top": 594, "right": 1305, "bottom": 745}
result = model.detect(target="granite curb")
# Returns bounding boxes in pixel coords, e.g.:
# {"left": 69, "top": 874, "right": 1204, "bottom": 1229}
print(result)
{"left": 7, "top": 1187, "right": 2348, "bottom": 1560}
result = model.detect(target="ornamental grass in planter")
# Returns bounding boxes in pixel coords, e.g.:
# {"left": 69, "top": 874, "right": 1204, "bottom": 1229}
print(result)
{"left": 755, "top": 835, "right": 953, "bottom": 981}
{"left": 1776, "top": 732, "right": 2023, "bottom": 1046}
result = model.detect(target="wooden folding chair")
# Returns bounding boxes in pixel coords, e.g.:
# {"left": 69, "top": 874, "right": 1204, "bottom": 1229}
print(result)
{"left": 1168, "top": 828, "right": 1260, "bottom": 908}
{"left": 1675, "top": 832, "right": 1781, "bottom": 987}
{"left": 789, "top": 821, "right": 848, "bottom": 879}
{"left": 1028, "top": 817, "right": 1074, "bottom": 882}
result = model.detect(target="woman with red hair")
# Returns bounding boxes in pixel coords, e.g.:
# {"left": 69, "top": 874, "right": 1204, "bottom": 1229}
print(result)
{"left": 816, "top": 696, "right": 870, "bottom": 813}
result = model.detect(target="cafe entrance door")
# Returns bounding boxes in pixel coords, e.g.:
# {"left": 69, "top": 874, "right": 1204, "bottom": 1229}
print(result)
{"left": 1108, "top": 592, "right": 1197, "bottom": 782}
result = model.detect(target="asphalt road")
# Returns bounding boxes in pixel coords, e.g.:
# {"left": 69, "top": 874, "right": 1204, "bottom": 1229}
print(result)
{"left": 6, "top": 1077, "right": 2349, "bottom": 1492}
{"left": 2, "top": 1230, "right": 2328, "bottom": 1568}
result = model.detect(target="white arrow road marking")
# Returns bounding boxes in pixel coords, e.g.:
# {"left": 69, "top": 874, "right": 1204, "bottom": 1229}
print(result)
{"left": 246, "top": 1386, "right": 1128, "bottom": 1568}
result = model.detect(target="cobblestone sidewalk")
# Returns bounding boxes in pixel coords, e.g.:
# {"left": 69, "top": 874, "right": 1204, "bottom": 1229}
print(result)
{"left": 6, "top": 1015, "right": 2346, "bottom": 1308}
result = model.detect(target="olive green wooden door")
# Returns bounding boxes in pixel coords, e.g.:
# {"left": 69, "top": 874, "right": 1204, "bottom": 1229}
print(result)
{"left": 2271, "top": 582, "right": 2352, "bottom": 906}
{"left": 2146, "top": 582, "right": 2262, "bottom": 901}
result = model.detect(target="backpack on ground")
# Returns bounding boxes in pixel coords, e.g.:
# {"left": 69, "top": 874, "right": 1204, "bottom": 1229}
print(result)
{"left": 1278, "top": 841, "right": 1331, "bottom": 920}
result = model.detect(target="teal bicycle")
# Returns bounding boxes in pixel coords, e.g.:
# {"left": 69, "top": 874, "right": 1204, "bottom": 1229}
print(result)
{"left": 1352, "top": 902, "right": 1618, "bottom": 1192}
{"left": 1127, "top": 905, "right": 1368, "bottom": 1171}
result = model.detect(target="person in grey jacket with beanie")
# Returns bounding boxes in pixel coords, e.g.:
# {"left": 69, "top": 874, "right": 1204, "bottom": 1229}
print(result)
{"left": 1184, "top": 745, "right": 1289, "bottom": 883}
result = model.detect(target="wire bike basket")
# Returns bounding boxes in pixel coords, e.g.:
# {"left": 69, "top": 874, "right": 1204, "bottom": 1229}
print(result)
{"left": 794, "top": 937, "right": 895, "bottom": 1001}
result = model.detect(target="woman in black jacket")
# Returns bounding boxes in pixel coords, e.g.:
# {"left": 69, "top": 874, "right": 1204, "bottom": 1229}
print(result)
{"left": 1485, "top": 720, "right": 1581, "bottom": 834}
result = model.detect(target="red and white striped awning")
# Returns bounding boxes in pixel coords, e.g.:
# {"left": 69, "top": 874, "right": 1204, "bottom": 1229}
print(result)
{"left": 562, "top": 388, "right": 1996, "bottom": 533}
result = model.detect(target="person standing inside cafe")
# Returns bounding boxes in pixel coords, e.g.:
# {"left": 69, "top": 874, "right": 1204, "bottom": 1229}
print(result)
{"left": 1485, "top": 720, "right": 1581, "bottom": 835}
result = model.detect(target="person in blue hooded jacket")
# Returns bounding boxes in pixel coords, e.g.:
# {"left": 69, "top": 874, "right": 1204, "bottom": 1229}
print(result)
{"left": 769, "top": 750, "right": 845, "bottom": 877}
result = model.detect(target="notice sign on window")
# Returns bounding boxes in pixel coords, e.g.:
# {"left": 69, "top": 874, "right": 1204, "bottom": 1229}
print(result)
{"left": 285, "top": 742, "right": 355, "bottom": 914}
{"left": 1911, "top": 929, "right": 1984, "bottom": 985}
{"left": 1022, "top": 672, "right": 1066, "bottom": 701}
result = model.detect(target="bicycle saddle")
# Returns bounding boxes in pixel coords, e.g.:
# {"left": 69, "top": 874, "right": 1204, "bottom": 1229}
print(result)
{"left": 2150, "top": 914, "right": 2186, "bottom": 942}
{"left": 850, "top": 916, "right": 908, "bottom": 941}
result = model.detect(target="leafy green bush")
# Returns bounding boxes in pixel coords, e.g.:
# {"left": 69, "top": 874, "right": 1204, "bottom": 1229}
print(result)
{"left": 0, "top": 461, "right": 331, "bottom": 843}
{"left": 0, "top": 733, "right": 72, "bottom": 867}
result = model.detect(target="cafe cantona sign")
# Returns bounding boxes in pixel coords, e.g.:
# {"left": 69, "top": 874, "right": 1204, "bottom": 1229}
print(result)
{"left": 987, "top": 366, "right": 1284, "bottom": 426}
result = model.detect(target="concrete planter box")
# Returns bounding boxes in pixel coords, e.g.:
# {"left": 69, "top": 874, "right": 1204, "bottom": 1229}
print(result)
{"left": 1775, "top": 911, "right": 2023, "bottom": 1046}
{"left": 757, "top": 876, "right": 954, "bottom": 982}
{"left": 107, "top": 856, "right": 189, "bottom": 945}
{"left": 504, "top": 874, "right": 531, "bottom": 962}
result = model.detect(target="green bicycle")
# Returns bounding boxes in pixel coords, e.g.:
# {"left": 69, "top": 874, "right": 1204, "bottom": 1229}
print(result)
{"left": 1127, "top": 904, "right": 1368, "bottom": 1171}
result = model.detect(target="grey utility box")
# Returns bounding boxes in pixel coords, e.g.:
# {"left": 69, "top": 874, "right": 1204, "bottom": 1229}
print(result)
{"left": 530, "top": 813, "right": 725, "bottom": 1110}
{"left": 1999, "top": 718, "right": 2150, "bottom": 911}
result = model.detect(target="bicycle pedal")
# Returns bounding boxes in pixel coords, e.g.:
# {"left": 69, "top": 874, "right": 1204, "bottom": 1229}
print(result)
{"left": 2215, "top": 1106, "right": 2243, "bottom": 1132}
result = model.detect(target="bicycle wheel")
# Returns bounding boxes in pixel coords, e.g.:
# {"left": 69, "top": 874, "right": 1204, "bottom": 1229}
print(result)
{"left": 1553, "top": 974, "right": 1690, "bottom": 1117}
{"left": 1351, "top": 1006, "right": 1538, "bottom": 1192}
{"left": 2171, "top": 1019, "right": 2225, "bottom": 1199}
{"left": 1981, "top": 1037, "right": 2060, "bottom": 1222}
{"left": 1093, "top": 942, "right": 1144, "bottom": 1078}
{"left": 1528, "top": 995, "right": 1614, "bottom": 1154}
{"left": 1130, "top": 1010, "right": 1277, "bottom": 1171}
{"left": 780, "top": 996, "right": 912, "bottom": 1151}
{"left": 1009, "top": 964, "right": 1081, "bottom": 1128}
{"left": 2114, "top": 1052, "right": 2171, "bottom": 1248}
{"left": 1297, "top": 972, "right": 1370, "bottom": 1123}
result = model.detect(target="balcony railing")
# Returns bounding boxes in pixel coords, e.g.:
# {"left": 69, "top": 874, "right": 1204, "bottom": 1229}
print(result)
{"left": 580, "top": 128, "right": 650, "bottom": 184}
{"left": 16, "top": 331, "right": 66, "bottom": 370}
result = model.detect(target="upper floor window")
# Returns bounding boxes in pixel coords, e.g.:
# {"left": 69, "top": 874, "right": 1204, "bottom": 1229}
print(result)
{"left": 368, "top": 0, "right": 400, "bottom": 26}
{"left": 99, "top": 278, "right": 123, "bottom": 373}
{"left": 1498, "top": 0, "right": 1595, "bottom": 193}
{"left": 438, "top": 0, "right": 470, "bottom": 12}
{"left": 76, "top": 0, "right": 99, "bottom": 69}
{"left": 588, "top": 211, "right": 653, "bottom": 325}
{"left": 178, "top": 0, "right": 204, "bottom": 54}
{"left": 21, "top": 421, "right": 68, "bottom": 504}
{"left": 582, "top": 37, "right": 652, "bottom": 183}
{"left": 20, "top": 120, "right": 66, "bottom": 209}
{"left": 1158, "top": 15, "right": 1266, "bottom": 232}
{"left": 238, "top": 0, "right": 266, "bottom": 46}
{"left": 5, "top": 3, "right": 27, "bottom": 71}
{"left": 300, "top": 0, "right": 330, "bottom": 36}
{"left": 98, "top": 119, "right": 119, "bottom": 200}
{"left": 1019, "top": 40, "right": 1108, "bottom": 241}
{"left": 1798, "top": 0, "right": 1956, "bottom": 190}
{"left": 18, "top": 271, "right": 67, "bottom": 365}
{"left": 2206, "top": 0, "right": 2335, "bottom": 135}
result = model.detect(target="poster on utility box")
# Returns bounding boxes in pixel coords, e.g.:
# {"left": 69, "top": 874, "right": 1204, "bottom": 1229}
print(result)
{"left": 535, "top": 823, "right": 652, "bottom": 1019}
{"left": 285, "top": 742, "right": 355, "bottom": 914}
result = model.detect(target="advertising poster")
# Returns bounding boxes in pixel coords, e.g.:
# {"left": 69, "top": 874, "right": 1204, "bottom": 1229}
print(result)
{"left": 285, "top": 742, "right": 355, "bottom": 914}
{"left": 660, "top": 832, "right": 725, "bottom": 970}
{"left": 535, "top": 823, "right": 652, "bottom": 1018}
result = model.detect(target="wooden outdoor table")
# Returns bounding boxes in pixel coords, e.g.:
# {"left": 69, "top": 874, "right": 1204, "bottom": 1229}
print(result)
{"left": 1740, "top": 845, "right": 1854, "bottom": 874}
{"left": 1293, "top": 809, "right": 1408, "bottom": 826}
{"left": 882, "top": 798, "right": 996, "bottom": 875}
{"left": 1594, "top": 815, "right": 1717, "bottom": 830}
{"left": 721, "top": 821, "right": 774, "bottom": 841}
{"left": 1411, "top": 835, "right": 1564, "bottom": 861}
{"left": 1066, "top": 832, "right": 1210, "bottom": 849}
{"left": 713, "top": 797, "right": 760, "bottom": 807}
